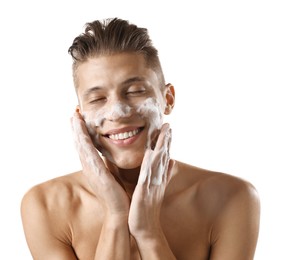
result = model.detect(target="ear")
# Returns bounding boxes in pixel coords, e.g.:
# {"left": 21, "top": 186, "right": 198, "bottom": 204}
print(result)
{"left": 164, "top": 83, "right": 175, "bottom": 115}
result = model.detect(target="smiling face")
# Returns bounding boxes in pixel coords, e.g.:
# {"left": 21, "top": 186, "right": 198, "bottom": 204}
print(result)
{"left": 75, "top": 52, "right": 170, "bottom": 169}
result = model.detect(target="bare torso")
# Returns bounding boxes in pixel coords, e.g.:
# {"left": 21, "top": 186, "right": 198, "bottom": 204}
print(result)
{"left": 22, "top": 160, "right": 257, "bottom": 259}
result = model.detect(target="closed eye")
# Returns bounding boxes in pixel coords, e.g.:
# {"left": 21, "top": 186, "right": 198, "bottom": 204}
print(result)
{"left": 126, "top": 90, "right": 146, "bottom": 96}
{"left": 89, "top": 97, "right": 106, "bottom": 104}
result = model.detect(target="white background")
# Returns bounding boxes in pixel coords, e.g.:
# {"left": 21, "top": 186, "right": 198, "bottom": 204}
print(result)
{"left": 0, "top": 0, "right": 283, "bottom": 259}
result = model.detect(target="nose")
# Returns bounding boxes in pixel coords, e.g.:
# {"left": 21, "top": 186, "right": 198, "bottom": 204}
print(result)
{"left": 105, "top": 101, "right": 133, "bottom": 121}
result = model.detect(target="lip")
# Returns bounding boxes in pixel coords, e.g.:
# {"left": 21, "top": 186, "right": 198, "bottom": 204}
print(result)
{"left": 102, "top": 126, "right": 145, "bottom": 147}
{"left": 103, "top": 126, "right": 144, "bottom": 136}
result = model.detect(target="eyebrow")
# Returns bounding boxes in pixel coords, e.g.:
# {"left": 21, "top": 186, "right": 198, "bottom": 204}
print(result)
{"left": 121, "top": 76, "right": 145, "bottom": 86}
{"left": 83, "top": 86, "right": 102, "bottom": 98}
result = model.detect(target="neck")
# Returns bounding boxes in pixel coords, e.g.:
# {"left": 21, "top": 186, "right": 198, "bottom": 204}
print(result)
{"left": 104, "top": 159, "right": 141, "bottom": 197}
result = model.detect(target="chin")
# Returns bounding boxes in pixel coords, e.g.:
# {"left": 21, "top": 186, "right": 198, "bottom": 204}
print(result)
{"left": 116, "top": 157, "right": 143, "bottom": 169}
{"left": 105, "top": 153, "right": 144, "bottom": 170}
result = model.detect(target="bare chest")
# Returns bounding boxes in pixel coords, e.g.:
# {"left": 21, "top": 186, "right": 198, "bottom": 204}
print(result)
{"left": 69, "top": 197, "right": 211, "bottom": 260}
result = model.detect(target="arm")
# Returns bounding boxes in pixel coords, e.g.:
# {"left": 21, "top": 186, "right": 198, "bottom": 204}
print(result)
{"left": 131, "top": 229, "right": 176, "bottom": 260}
{"left": 129, "top": 123, "right": 176, "bottom": 259}
{"left": 209, "top": 182, "right": 260, "bottom": 260}
{"left": 95, "top": 214, "right": 130, "bottom": 259}
{"left": 21, "top": 187, "right": 78, "bottom": 260}
{"left": 72, "top": 111, "right": 131, "bottom": 260}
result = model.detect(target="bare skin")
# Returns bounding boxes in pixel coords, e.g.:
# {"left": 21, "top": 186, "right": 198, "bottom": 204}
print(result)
{"left": 21, "top": 53, "right": 260, "bottom": 259}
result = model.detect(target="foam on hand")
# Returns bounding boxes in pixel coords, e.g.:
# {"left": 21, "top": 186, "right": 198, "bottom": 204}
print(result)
{"left": 138, "top": 124, "right": 171, "bottom": 188}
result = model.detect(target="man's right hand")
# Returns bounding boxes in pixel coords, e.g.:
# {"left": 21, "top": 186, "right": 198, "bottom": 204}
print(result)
{"left": 71, "top": 110, "right": 130, "bottom": 218}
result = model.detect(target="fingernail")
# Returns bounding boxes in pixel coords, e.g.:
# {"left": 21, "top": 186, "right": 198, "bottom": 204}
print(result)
{"left": 163, "top": 123, "right": 170, "bottom": 131}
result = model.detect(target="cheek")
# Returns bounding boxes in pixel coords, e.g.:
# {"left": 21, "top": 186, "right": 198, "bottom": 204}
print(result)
{"left": 81, "top": 111, "right": 103, "bottom": 150}
{"left": 137, "top": 97, "right": 163, "bottom": 127}
{"left": 136, "top": 98, "right": 163, "bottom": 147}
{"left": 83, "top": 110, "right": 105, "bottom": 129}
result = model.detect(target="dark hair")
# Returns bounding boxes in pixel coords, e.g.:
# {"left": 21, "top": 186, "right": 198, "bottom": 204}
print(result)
{"left": 68, "top": 18, "right": 165, "bottom": 87}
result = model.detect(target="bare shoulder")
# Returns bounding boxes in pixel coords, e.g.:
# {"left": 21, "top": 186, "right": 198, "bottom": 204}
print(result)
{"left": 170, "top": 161, "right": 260, "bottom": 258}
{"left": 20, "top": 171, "right": 94, "bottom": 236}
{"left": 21, "top": 172, "right": 85, "bottom": 213}
{"left": 172, "top": 160, "right": 260, "bottom": 216}
{"left": 20, "top": 172, "right": 91, "bottom": 258}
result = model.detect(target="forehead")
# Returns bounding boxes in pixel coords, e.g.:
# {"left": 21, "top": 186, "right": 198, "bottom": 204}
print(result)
{"left": 75, "top": 53, "right": 160, "bottom": 94}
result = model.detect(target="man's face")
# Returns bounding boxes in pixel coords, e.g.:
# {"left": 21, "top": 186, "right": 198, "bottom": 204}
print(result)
{"left": 76, "top": 52, "right": 167, "bottom": 169}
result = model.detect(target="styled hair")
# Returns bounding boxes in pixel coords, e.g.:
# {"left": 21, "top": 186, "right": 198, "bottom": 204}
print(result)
{"left": 68, "top": 18, "right": 165, "bottom": 88}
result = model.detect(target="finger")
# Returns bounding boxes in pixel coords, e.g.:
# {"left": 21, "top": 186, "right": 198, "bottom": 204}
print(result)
{"left": 138, "top": 124, "right": 172, "bottom": 186}
{"left": 151, "top": 124, "right": 172, "bottom": 167}
{"left": 72, "top": 111, "right": 105, "bottom": 169}
{"left": 72, "top": 112, "right": 94, "bottom": 151}
{"left": 150, "top": 125, "right": 172, "bottom": 185}
{"left": 72, "top": 111, "right": 91, "bottom": 137}
{"left": 138, "top": 148, "right": 153, "bottom": 185}
{"left": 163, "top": 159, "right": 175, "bottom": 184}
{"left": 154, "top": 123, "right": 171, "bottom": 153}
{"left": 149, "top": 128, "right": 160, "bottom": 150}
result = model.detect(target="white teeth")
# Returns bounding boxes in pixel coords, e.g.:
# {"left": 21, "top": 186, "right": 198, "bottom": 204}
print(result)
{"left": 109, "top": 129, "right": 140, "bottom": 140}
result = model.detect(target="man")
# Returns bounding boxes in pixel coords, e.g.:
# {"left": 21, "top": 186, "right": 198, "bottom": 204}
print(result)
{"left": 21, "top": 18, "right": 260, "bottom": 259}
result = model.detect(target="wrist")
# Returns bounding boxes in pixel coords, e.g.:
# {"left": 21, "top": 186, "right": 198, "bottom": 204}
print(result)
{"left": 132, "top": 227, "right": 164, "bottom": 243}
{"left": 133, "top": 231, "right": 176, "bottom": 260}
{"left": 104, "top": 212, "right": 129, "bottom": 229}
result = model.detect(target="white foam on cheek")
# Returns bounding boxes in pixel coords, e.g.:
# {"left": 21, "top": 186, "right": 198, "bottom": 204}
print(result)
{"left": 136, "top": 97, "right": 163, "bottom": 149}
{"left": 83, "top": 110, "right": 104, "bottom": 129}
{"left": 82, "top": 110, "right": 100, "bottom": 145}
